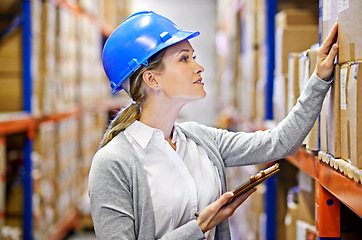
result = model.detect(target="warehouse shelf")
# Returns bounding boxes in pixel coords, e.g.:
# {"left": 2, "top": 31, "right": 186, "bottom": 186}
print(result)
{"left": 286, "top": 149, "right": 362, "bottom": 218}
{"left": 0, "top": 97, "right": 127, "bottom": 137}
{"left": 38, "top": 109, "right": 80, "bottom": 123}
{"left": 0, "top": 0, "right": 121, "bottom": 238}
{"left": 0, "top": 112, "right": 34, "bottom": 135}
{"left": 318, "top": 160, "right": 362, "bottom": 218}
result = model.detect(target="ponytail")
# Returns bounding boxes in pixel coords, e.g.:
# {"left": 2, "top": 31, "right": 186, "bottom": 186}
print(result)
{"left": 99, "top": 50, "right": 165, "bottom": 148}
{"left": 99, "top": 102, "right": 141, "bottom": 148}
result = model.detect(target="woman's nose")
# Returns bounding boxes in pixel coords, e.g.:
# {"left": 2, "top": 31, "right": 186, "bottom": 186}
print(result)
{"left": 195, "top": 61, "right": 204, "bottom": 74}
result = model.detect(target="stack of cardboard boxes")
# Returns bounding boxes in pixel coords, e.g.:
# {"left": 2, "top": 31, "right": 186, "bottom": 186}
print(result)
{"left": 0, "top": 0, "right": 128, "bottom": 237}
{"left": 55, "top": 117, "right": 80, "bottom": 227}
{"left": 32, "top": 121, "right": 57, "bottom": 239}
{"left": 77, "top": 15, "right": 109, "bottom": 107}
{"left": 29, "top": 111, "right": 108, "bottom": 238}
{"left": 0, "top": 1, "right": 22, "bottom": 113}
{"left": 284, "top": 170, "right": 317, "bottom": 240}
{"left": 0, "top": 28, "right": 22, "bottom": 113}
{"left": 255, "top": 0, "right": 267, "bottom": 123}
{"left": 238, "top": 0, "right": 259, "bottom": 121}
{"left": 32, "top": 0, "right": 112, "bottom": 117}
{"left": 319, "top": 0, "right": 362, "bottom": 182}
{"left": 274, "top": 9, "right": 321, "bottom": 150}
{"left": 273, "top": 9, "right": 318, "bottom": 123}
{"left": 55, "top": 6, "right": 78, "bottom": 114}
{"left": 273, "top": 9, "right": 321, "bottom": 240}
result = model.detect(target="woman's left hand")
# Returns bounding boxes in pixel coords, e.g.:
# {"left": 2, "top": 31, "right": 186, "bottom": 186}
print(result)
{"left": 315, "top": 20, "right": 339, "bottom": 80}
{"left": 196, "top": 188, "right": 256, "bottom": 233}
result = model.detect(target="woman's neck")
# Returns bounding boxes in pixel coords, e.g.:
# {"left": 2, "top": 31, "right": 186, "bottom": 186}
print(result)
{"left": 139, "top": 100, "right": 183, "bottom": 142}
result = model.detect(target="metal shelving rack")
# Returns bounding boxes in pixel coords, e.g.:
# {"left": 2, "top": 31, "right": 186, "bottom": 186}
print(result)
{"left": 0, "top": 0, "right": 119, "bottom": 239}
{"left": 0, "top": 0, "right": 34, "bottom": 239}
{"left": 263, "top": 1, "right": 362, "bottom": 240}
{"left": 286, "top": 149, "right": 362, "bottom": 239}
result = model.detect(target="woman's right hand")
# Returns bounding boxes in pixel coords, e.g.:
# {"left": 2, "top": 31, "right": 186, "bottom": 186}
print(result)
{"left": 315, "top": 20, "right": 339, "bottom": 80}
{"left": 196, "top": 188, "right": 256, "bottom": 233}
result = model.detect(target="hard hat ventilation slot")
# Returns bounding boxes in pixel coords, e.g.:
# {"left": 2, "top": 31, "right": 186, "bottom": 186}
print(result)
{"left": 128, "top": 58, "right": 139, "bottom": 69}
{"left": 160, "top": 31, "right": 172, "bottom": 42}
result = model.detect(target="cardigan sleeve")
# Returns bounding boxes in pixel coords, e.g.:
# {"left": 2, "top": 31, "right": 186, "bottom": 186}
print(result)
{"left": 193, "top": 71, "right": 332, "bottom": 167}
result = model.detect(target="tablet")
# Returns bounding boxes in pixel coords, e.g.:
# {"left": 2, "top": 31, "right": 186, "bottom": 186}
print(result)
{"left": 224, "top": 163, "right": 280, "bottom": 205}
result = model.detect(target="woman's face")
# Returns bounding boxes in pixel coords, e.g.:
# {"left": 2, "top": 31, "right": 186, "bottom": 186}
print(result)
{"left": 153, "top": 40, "right": 205, "bottom": 104}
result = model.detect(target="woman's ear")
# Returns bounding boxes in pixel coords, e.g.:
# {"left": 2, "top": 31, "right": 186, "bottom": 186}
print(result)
{"left": 142, "top": 70, "right": 160, "bottom": 90}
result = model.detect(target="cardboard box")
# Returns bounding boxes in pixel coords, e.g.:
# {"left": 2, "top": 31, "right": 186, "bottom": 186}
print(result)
{"left": 285, "top": 187, "right": 299, "bottom": 240}
{"left": 0, "top": 29, "right": 22, "bottom": 73}
{"left": 340, "top": 61, "right": 362, "bottom": 168}
{"left": 285, "top": 203, "right": 298, "bottom": 240}
{"left": 275, "top": 9, "right": 319, "bottom": 75}
{"left": 276, "top": 9, "right": 318, "bottom": 29}
{"left": 337, "top": 0, "right": 362, "bottom": 63}
{"left": 0, "top": 0, "right": 21, "bottom": 15}
{"left": 275, "top": 26, "right": 319, "bottom": 76}
{"left": 296, "top": 220, "right": 317, "bottom": 240}
{"left": 0, "top": 75, "right": 23, "bottom": 111}
{"left": 321, "top": 0, "right": 338, "bottom": 43}
{"left": 288, "top": 52, "right": 300, "bottom": 112}
{"left": 298, "top": 171, "right": 315, "bottom": 226}
{"left": 320, "top": 64, "right": 341, "bottom": 158}
{"left": 273, "top": 74, "right": 288, "bottom": 123}
{"left": 255, "top": 44, "right": 266, "bottom": 123}
{"left": 299, "top": 49, "right": 319, "bottom": 150}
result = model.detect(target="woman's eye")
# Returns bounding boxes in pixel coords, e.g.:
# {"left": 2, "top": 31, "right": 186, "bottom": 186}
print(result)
{"left": 193, "top": 55, "right": 197, "bottom": 60}
{"left": 181, "top": 56, "right": 189, "bottom": 62}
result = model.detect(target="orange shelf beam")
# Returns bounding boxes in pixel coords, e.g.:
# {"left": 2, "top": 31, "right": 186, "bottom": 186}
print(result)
{"left": 0, "top": 113, "right": 34, "bottom": 135}
{"left": 38, "top": 109, "right": 80, "bottom": 123}
{"left": 318, "top": 160, "right": 362, "bottom": 218}
{"left": 286, "top": 149, "right": 362, "bottom": 219}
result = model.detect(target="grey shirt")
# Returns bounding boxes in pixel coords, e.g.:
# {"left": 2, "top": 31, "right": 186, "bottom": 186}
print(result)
{"left": 88, "top": 72, "right": 331, "bottom": 239}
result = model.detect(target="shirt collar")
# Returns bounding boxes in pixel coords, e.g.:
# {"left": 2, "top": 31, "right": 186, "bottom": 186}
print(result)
{"left": 125, "top": 121, "right": 154, "bottom": 149}
{"left": 125, "top": 121, "right": 187, "bottom": 149}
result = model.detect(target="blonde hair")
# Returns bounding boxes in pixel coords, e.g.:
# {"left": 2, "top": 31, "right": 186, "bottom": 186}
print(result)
{"left": 100, "top": 50, "right": 165, "bottom": 148}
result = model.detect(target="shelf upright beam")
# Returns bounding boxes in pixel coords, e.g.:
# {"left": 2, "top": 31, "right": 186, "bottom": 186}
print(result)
{"left": 264, "top": 0, "right": 277, "bottom": 239}
{"left": 21, "top": 0, "right": 33, "bottom": 239}
{"left": 265, "top": 0, "right": 277, "bottom": 120}
{"left": 316, "top": 161, "right": 341, "bottom": 240}
{"left": 264, "top": 174, "right": 277, "bottom": 240}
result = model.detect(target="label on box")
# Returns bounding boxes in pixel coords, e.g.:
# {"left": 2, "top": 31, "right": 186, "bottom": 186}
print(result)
{"left": 323, "top": 0, "right": 332, "bottom": 21}
{"left": 338, "top": 0, "right": 349, "bottom": 13}
{"left": 299, "top": 171, "right": 313, "bottom": 192}
{"left": 340, "top": 67, "right": 348, "bottom": 110}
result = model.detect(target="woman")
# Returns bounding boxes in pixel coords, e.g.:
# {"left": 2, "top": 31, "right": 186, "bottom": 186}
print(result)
{"left": 88, "top": 11, "right": 338, "bottom": 239}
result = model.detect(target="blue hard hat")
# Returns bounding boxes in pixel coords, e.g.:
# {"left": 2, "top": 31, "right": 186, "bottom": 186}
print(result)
{"left": 102, "top": 11, "right": 200, "bottom": 93}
